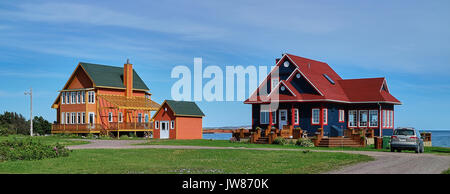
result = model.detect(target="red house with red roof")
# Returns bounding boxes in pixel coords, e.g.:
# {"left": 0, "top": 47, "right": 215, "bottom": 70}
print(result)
{"left": 244, "top": 53, "right": 401, "bottom": 139}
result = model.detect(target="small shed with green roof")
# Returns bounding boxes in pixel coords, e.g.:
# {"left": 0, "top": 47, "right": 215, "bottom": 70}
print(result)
{"left": 152, "top": 100, "right": 205, "bottom": 139}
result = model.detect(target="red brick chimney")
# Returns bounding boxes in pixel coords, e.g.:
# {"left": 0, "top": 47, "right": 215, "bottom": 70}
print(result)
{"left": 124, "top": 59, "right": 133, "bottom": 97}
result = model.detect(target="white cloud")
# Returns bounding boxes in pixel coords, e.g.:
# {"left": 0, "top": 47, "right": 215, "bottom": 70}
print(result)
{"left": 0, "top": 2, "right": 228, "bottom": 40}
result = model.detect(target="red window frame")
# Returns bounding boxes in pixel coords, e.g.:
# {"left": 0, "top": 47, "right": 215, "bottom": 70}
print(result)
{"left": 338, "top": 109, "right": 345, "bottom": 123}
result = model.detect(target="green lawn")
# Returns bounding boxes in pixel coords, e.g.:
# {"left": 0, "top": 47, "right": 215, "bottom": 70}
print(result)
{"left": 0, "top": 148, "right": 372, "bottom": 174}
{"left": 0, "top": 135, "right": 89, "bottom": 146}
{"left": 443, "top": 168, "right": 450, "bottom": 174}
{"left": 138, "top": 139, "right": 450, "bottom": 155}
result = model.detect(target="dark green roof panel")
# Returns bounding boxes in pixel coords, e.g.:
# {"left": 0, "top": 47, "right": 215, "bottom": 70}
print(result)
{"left": 165, "top": 100, "right": 205, "bottom": 117}
{"left": 80, "top": 62, "right": 149, "bottom": 90}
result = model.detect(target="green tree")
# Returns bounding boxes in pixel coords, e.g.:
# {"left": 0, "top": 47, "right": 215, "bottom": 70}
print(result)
{"left": 33, "top": 116, "right": 51, "bottom": 135}
{"left": 0, "top": 112, "right": 52, "bottom": 136}
{"left": 0, "top": 111, "right": 28, "bottom": 135}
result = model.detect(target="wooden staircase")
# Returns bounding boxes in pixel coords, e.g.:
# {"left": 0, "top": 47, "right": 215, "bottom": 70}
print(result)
{"left": 318, "top": 137, "right": 361, "bottom": 147}
{"left": 255, "top": 137, "right": 270, "bottom": 144}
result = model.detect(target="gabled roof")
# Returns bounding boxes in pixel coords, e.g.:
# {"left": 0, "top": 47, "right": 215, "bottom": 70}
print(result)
{"left": 80, "top": 62, "right": 149, "bottom": 91}
{"left": 154, "top": 100, "right": 205, "bottom": 118}
{"left": 245, "top": 53, "right": 401, "bottom": 104}
{"left": 338, "top": 78, "right": 400, "bottom": 103}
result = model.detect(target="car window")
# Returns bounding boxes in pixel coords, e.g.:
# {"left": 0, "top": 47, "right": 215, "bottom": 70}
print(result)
{"left": 394, "top": 129, "right": 415, "bottom": 135}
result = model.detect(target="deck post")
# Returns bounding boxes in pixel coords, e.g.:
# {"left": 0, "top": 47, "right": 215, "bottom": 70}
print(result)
{"left": 291, "top": 104, "right": 295, "bottom": 126}
{"left": 320, "top": 104, "right": 324, "bottom": 129}
{"left": 269, "top": 107, "right": 273, "bottom": 129}
{"left": 117, "top": 108, "right": 120, "bottom": 139}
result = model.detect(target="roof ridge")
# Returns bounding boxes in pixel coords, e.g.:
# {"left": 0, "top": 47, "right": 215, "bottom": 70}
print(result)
{"left": 340, "top": 77, "right": 385, "bottom": 81}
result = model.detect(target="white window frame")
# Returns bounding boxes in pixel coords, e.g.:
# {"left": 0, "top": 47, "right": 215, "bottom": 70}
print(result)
{"left": 108, "top": 112, "right": 113, "bottom": 122}
{"left": 155, "top": 121, "right": 159, "bottom": 129}
{"left": 348, "top": 110, "right": 357, "bottom": 127}
{"left": 323, "top": 108, "right": 328, "bottom": 125}
{"left": 81, "top": 91, "right": 85, "bottom": 104}
{"left": 70, "top": 92, "right": 74, "bottom": 104}
{"left": 170, "top": 120, "right": 175, "bottom": 129}
{"left": 339, "top": 109, "right": 345, "bottom": 122}
{"left": 358, "top": 110, "right": 368, "bottom": 127}
{"left": 76, "top": 91, "right": 81, "bottom": 104}
{"left": 61, "top": 112, "right": 65, "bottom": 124}
{"left": 77, "top": 112, "right": 81, "bottom": 124}
{"left": 71, "top": 112, "right": 76, "bottom": 124}
{"left": 294, "top": 108, "right": 299, "bottom": 125}
{"left": 369, "top": 110, "right": 378, "bottom": 127}
{"left": 386, "top": 110, "right": 391, "bottom": 128}
{"left": 389, "top": 110, "right": 394, "bottom": 128}
{"left": 88, "top": 91, "right": 95, "bottom": 104}
{"left": 67, "top": 113, "right": 71, "bottom": 125}
{"left": 260, "top": 111, "right": 269, "bottom": 124}
{"left": 118, "top": 112, "right": 123, "bottom": 123}
{"left": 88, "top": 112, "right": 95, "bottom": 124}
{"left": 81, "top": 112, "right": 86, "bottom": 124}
{"left": 312, "top": 108, "right": 320, "bottom": 124}
{"left": 61, "top": 92, "right": 65, "bottom": 104}
{"left": 271, "top": 111, "right": 276, "bottom": 124}
{"left": 66, "top": 92, "right": 70, "bottom": 104}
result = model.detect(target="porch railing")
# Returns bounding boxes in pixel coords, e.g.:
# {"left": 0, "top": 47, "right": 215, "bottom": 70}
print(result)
{"left": 52, "top": 124, "right": 103, "bottom": 132}
{"left": 52, "top": 122, "right": 153, "bottom": 133}
{"left": 107, "top": 122, "right": 154, "bottom": 130}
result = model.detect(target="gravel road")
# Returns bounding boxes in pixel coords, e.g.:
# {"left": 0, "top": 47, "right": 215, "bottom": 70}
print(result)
{"left": 68, "top": 139, "right": 450, "bottom": 174}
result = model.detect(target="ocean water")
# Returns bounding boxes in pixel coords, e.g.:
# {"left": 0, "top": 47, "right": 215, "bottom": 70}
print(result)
{"left": 203, "top": 130, "right": 450, "bottom": 148}
{"left": 420, "top": 130, "right": 450, "bottom": 148}
{"left": 203, "top": 133, "right": 232, "bottom": 140}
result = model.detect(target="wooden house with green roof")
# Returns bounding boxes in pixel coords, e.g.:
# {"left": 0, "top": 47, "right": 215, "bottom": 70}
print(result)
{"left": 51, "top": 60, "right": 160, "bottom": 137}
{"left": 152, "top": 100, "right": 205, "bottom": 139}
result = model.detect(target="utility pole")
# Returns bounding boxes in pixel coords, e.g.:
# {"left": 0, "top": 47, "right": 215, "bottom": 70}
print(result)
{"left": 25, "top": 87, "right": 33, "bottom": 136}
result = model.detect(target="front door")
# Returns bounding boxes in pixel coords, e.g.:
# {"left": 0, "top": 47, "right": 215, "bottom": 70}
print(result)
{"left": 160, "top": 121, "right": 169, "bottom": 139}
{"left": 279, "top": 109, "right": 288, "bottom": 129}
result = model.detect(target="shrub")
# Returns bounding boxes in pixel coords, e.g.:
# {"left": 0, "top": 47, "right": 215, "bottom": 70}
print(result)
{"left": 56, "top": 133, "right": 79, "bottom": 138}
{"left": 0, "top": 138, "right": 70, "bottom": 162}
{"left": 86, "top": 133, "right": 98, "bottom": 139}
{"left": 99, "top": 134, "right": 113, "bottom": 140}
{"left": 229, "top": 137, "right": 238, "bottom": 143}
{"left": 296, "top": 138, "right": 315, "bottom": 147}
{"left": 119, "top": 135, "right": 130, "bottom": 139}
{"left": 0, "top": 125, "right": 15, "bottom": 136}
{"left": 272, "top": 137, "right": 287, "bottom": 145}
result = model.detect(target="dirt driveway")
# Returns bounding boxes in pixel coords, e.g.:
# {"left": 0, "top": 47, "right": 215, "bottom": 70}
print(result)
{"left": 68, "top": 139, "right": 450, "bottom": 174}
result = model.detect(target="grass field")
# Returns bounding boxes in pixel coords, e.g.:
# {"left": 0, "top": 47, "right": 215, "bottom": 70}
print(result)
{"left": 0, "top": 148, "right": 372, "bottom": 174}
{"left": 138, "top": 139, "right": 450, "bottom": 155}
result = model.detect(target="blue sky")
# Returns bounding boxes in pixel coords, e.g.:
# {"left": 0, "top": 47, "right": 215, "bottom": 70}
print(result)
{"left": 0, "top": 0, "right": 449, "bottom": 129}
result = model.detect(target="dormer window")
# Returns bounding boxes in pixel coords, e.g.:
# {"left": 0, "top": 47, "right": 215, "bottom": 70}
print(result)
{"left": 296, "top": 73, "right": 301, "bottom": 79}
{"left": 281, "top": 86, "right": 286, "bottom": 91}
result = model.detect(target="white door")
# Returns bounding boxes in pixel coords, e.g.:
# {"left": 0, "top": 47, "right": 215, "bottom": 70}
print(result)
{"left": 160, "top": 121, "right": 169, "bottom": 139}
{"left": 279, "top": 109, "right": 288, "bottom": 129}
